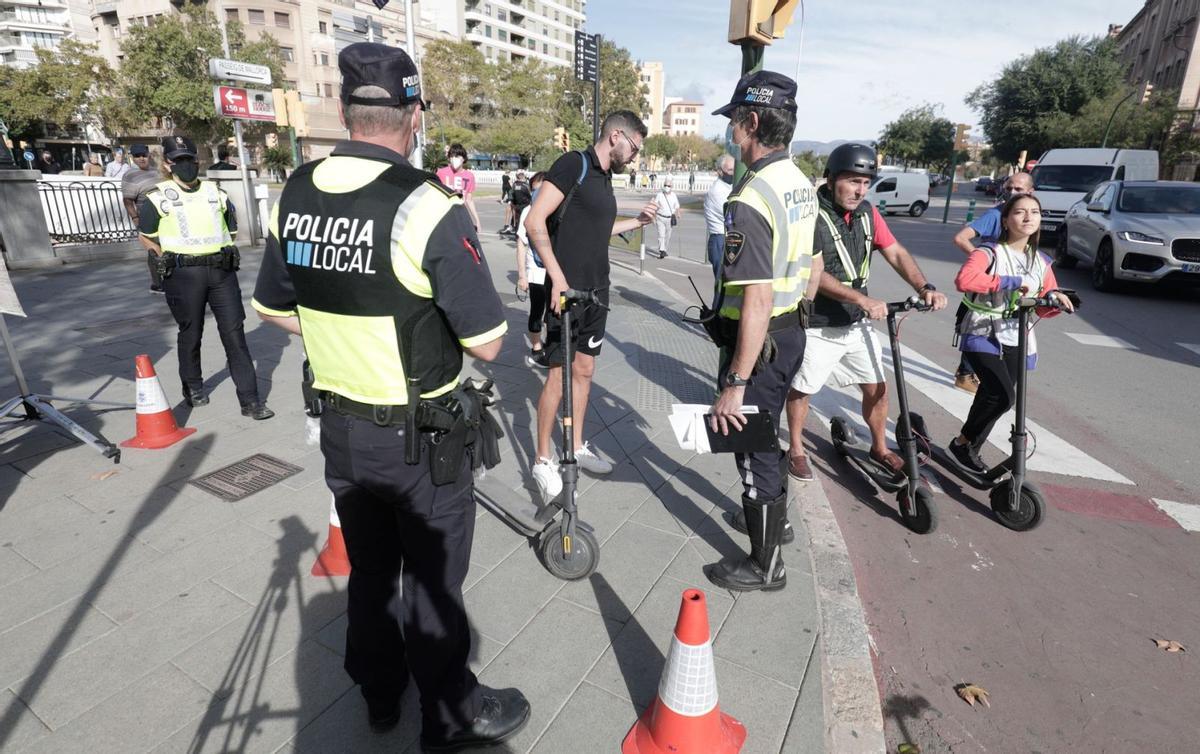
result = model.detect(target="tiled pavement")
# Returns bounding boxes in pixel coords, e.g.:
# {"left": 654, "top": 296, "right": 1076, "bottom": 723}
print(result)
{"left": 0, "top": 210, "right": 832, "bottom": 752}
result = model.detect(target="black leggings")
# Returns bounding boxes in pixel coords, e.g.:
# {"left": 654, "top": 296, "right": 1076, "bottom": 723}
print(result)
{"left": 961, "top": 347, "right": 1023, "bottom": 444}
{"left": 527, "top": 281, "right": 548, "bottom": 335}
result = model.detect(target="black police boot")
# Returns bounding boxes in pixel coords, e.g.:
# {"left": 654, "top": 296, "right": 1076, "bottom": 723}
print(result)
{"left": 365, "top": 693, "right": 402, "bottom": 734}
{"left": 183, "top": 388, "right": 208, "bottom": 407}
{"left": 728, "top": 507, "right": 795, "bottom": 544}
{"left": 240, "top": 402, "right": 275, "bottom": 421}
{"left": 421, "top": 686, "right": 530, "bottom": 752}
{"left": 705, "top": 494, "right": 788, "bottom": 592}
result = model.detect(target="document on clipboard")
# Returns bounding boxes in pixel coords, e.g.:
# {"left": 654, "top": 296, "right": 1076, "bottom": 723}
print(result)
{"left": 670, "top": 404, "right": 777, "bottom": 454}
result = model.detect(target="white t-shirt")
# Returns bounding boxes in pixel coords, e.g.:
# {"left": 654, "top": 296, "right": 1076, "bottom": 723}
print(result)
{"left": 654, "top": 190, "right": 680, "bottom": 218}
{"left": 703, "top": 178, "right": 732, "bottom": 235}
{"left": 517, "top": 205, "right": 546, "bottom": 284}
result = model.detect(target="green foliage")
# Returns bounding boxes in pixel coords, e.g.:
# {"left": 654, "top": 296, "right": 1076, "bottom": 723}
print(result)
{"left": 792, "top": 150, "right": 822, "bottom": 178}
{"left": 261, "top": 144, "right": 293, "bottom": 178}
{"left": 598, "top": 39, "right": 648, "bottom": 118}
{"left": 642, "top": 134, "right": 677, "bottom": 163}
{"left": 879, "top": 104, "right": 955, "bottom": 168}
{"left": 119, "top": 6, "right": 285, "bottom": 144}
{"left": 967, "top": 36, "right": 1126, "bottom": 162}
{"left": 0, "top": 39, "right": 135, "bottom": 140}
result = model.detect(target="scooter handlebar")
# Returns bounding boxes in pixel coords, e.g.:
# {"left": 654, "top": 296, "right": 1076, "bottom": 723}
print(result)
{"left": 887, "top": 295, "right": 933, "bottom": 314}
{"left": 561, "top": 288, "right": 608, "bottom": 309}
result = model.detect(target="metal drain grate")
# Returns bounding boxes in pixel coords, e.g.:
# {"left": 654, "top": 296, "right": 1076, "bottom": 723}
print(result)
{"left": 189, "top": 453, "right": 303, "bottom": 502}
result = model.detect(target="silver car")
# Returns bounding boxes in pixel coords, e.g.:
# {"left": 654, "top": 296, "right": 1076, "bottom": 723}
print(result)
{"left": 1056, "top": 180, "right": 1200, "bottom": 291}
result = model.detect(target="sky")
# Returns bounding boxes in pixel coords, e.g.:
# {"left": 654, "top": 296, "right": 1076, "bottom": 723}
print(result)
{"left": 586, "top": 0, "right": 1146, "bottom": 144}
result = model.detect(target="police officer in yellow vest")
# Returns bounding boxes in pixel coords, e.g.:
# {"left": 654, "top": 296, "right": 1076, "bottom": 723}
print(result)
{"left": 252, "top": 43, "right": 528, "bottom": 749}
{"left": 704, "top": 71, "right": 822, "bottom": 592}
{"left": 137, "top": 135, "right": 273, "bottom": 419}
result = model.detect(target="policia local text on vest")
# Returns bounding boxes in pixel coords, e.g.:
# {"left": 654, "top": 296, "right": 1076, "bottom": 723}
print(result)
{"left": 137, "top": 134, "right": 273, "bottom": 420}
{"left": 252, "top": 42, "right": 530, "bottom": 750}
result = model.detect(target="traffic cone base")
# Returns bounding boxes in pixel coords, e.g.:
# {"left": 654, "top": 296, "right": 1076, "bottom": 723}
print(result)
{"left": 312, "top": 497, "right": 351, "bottom": 577}
{"left": 621, "top": 589, "right": 746, "bottom": 754}
{"left": 121, "top": 355, "right": 196, "bottom": 450}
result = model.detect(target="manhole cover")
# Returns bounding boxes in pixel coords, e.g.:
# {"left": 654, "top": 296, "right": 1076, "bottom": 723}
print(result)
{"left": 189, "top": 453, "right": 303, "bottom": 502}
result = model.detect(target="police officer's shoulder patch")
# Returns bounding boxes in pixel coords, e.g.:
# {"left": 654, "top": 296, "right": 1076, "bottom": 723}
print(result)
{"left": 724, "top": 231, "right": 745, "bottom": 265}
{"left": 164, "top": 188, "right": 179, "bottom": 201}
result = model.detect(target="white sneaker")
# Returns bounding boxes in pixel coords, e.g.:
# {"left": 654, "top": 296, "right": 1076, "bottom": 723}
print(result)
{"left": 574, "top": 442, "right": 613, "bottom": 475}
{"left": 532, "top": 457, "right": 563, "bottom": 501}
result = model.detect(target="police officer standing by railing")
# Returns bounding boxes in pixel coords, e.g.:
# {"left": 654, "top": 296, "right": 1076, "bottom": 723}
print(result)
{"left": 137, "top": 135, "right": 273, "bottom": 419}
{"left": 704, "top": 71, "right": 822, "bottom": 593}
{"left": 252, "top": 43, "right": 529, "bottom": 750}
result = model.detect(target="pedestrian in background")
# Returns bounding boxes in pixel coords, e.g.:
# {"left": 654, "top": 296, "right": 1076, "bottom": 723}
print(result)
{"left": 210, "top": 146, "right": 237, "bottom": 172}
{"left": 703, "top": 154, "right": 735, "bottom": 276}
{"left": 653, "top": 181, "right": 681, "bottom": 259}
{"left": 436, "top": 143, "right": 481, "bottom": 231}
{"left": 38, "top": 149, "right": 61, "bottom": 174}
{"left": 500, "top": 169, "right": 513, "bottom": 233}
{"left": 84, "top": 154, "right": 104, "bottom": 176}
{"left": 122, "top": 144, "right": 165, "bottom": 293}
{"left": 138, "top": 134, "right": 273, "bottom": 420}
{"left": 689, "top": 170, "right": 696, "bottom": 193}
{"left": 516, "top": 172, "right": 550, "bottom": 368}
{"left": 104, "top": 148, "right": 130, "bottom": 179}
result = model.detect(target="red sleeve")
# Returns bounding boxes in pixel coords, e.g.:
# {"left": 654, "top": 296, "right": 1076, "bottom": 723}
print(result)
{"left": 955, "top": 250, "right": 1002, "bottom": 293}
{"left": 463, "top": 170, "right": 476, "bottom": 195}
{"left": 1035, "top": 259, "right": 1061, "bottom": 318}
{"left": 870, "top": 205, "right": 896, "bottom": 249}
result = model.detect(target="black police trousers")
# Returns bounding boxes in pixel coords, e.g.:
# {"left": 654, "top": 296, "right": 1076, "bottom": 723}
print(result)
{"left": 320, "top": 411, "right": 482, "bottom": 739}
{"left": 162, "top": 264, "right": 260, "bottom": 406}
{"left": 719, "top": 325, "right": 807, "bottom": 500}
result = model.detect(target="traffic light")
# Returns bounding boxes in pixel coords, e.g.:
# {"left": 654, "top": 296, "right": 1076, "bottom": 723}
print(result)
{"left": 284, "top": 90, "right": 309, "bottom": 137}
{"left": 1141, "top": 81, "right": 1155, "bottom": 104}
{"left": 953, "top": 123, "right": 970, "bottom": 152}
{"left": 728, "top": 0, "right": 801, "bottom": 45}
{"left": 272, "top": 88, "right": 289, "bottom": 127}
{"left": 554, "top": 126, "right": 570, "bottom": 152}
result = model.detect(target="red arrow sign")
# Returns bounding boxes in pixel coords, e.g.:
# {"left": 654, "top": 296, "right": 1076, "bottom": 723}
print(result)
{"left": 213, "top": 85, "right": 276, "bottom": 123}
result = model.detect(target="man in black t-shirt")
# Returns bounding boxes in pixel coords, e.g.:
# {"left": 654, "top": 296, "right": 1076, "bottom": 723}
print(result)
{"left": 522, "top": 111, "right": 658, "bottom": 499}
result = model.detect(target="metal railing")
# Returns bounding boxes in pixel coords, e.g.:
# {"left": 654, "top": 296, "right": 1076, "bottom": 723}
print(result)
{"left": 37, "top": 179, "right": 138, "bottom": 244}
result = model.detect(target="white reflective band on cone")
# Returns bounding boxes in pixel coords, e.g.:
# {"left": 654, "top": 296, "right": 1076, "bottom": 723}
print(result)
{"left": 134, "top": 376, "right": 170, "bottom": 414}
{"left": 658, "top": 637, "right": 718, "bottom": 716}
{"left": 329, "top": 497, "right": 341, "bottom": 528}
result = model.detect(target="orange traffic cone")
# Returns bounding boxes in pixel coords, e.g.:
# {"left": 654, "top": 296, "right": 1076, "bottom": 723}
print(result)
{"left": 311, "top": 497, "right": 351, "bottom": 576}
{"left": 120, "top": 354, "right": 197, "bottom": 449}
{"left": 622, "top": 589, "right": 746, "bottom": 754}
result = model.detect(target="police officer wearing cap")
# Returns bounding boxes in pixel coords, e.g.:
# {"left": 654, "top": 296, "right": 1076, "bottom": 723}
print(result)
{"left": 138, "top": 134, "right": 274, "bottom": 419}
{"left": 704, "top": 71, "right": 822, "bottom": 592}
{"left": 252, "top": 43, "right": 528, "bottom": 749}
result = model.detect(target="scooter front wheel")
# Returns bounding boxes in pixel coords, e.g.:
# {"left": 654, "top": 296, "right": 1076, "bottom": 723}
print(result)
{"left": 537, "top": 526, "right": 600, "bottom": 581}
{"left": 898, "top": 485, "right": 937, "bottom": 534}
{"left": 989, "top": 480, "right": 1045, "bottom": 532}
{"left": 830, "top": 417, "right": 853, "bottom": 456}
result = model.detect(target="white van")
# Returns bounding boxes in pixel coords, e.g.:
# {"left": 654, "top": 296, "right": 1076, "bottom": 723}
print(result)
{"left": 1030, "top": 148, "right": 1159, "bottom": 236}
{"left": 866, "top": 172, "right": 930, "bottom": 217}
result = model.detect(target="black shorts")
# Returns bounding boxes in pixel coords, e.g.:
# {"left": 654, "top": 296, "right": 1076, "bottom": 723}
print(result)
{"left": 543, "top": 290, "right": 609, "bottom": 365}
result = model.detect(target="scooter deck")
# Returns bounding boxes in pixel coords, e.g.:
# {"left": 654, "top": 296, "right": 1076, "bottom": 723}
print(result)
{"left": 475, "top": 489, "right": 595, "bottom": 539}
{"left": 928, "top": 444, "right": 1002, "bottom": 491}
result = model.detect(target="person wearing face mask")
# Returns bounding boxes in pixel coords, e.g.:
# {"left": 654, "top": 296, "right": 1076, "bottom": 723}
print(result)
{"left": 950, "top": 171, "right": 1035, "bottom": 392}
{"left": 137, "top": 134, "right": 273, "bottom": 420}
{"left": 651, "top": 181, "right": 681, "bottom": 259}
{"left": 703, "top": 153, "right": 736, "bottom": 276}
{"left": 436, "top": 143, "right": 481, "bottom": 231}
{"left": 252, "top": 43, "right": 526, "bottom": 750}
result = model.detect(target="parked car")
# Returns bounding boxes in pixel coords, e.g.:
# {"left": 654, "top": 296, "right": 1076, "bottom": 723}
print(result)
{"left": 974, "top": 176, "right": 993, "bottom": 192}
{"left": 928, "top": 173, "right": 949, "bottom": 188}
{"left": 1057, "top": 180, "right": 1200, "bottom": 291}
{"left": 867, "top": 172, "right": 930, "bottom": 217}
{"left": 1031, "top": 148, "right": 1159, "bottom": 240}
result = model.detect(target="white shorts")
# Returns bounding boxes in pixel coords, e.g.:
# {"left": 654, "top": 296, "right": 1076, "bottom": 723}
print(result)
{"left": 792, "top": 322, "right": 887, "bottom": 394}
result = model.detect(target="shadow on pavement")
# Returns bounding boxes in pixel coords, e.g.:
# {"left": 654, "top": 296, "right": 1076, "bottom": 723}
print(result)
{"left": 882, "top": 693, "right": 933, "bottom": 750}
{"left": 590, "top": 572, "right": 662, "bottom": 714}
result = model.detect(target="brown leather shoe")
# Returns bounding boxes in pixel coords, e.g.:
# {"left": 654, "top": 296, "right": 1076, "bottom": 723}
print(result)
{"left": 788, "top": 454, "right": 814, "bottom": 482}
{"left": 954, "top": 372, "right": 980, "bottom": 394}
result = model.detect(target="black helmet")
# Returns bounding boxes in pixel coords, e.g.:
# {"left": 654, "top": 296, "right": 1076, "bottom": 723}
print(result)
{"left": 825, "top": 143, "right": 877, "bottom": 180}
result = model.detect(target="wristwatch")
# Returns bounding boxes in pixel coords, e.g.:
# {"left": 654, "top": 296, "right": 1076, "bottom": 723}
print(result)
{"left": 919, "top": 282, "right": 937, "bottom": 293}
{"left": 724, "top": 371, "right": 749, "bottom": 388}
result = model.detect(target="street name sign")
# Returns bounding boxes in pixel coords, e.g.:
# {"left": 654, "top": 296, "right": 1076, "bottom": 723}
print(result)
{"left": 208, "top": 58, "right": 272, "bottom": 86}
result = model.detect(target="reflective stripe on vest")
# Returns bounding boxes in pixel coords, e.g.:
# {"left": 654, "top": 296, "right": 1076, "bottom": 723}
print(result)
{"left": 817, "top": 210, "right": 872, "bottom": 286}
{"left": 719, "top": 160, "right": 817, "bottom": 320}
{"left": 152, "top": 180, "right": 232, "bottom": 254}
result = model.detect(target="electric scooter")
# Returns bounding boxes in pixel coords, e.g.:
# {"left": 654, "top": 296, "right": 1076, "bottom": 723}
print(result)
{"left": 475, "top": 288, "right": 602, "bottom": 580}
{"left": 830, "top": 296, "right": 938, "bottom": 534}
{"left": 928, "top": 292, "right": 1078, "bottom": 532}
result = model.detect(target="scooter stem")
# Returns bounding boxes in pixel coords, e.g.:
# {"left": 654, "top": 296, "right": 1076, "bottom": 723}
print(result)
{"left": 887, "top": 311, "right": 922, "bottom": 508}
{"left": 1009, "top": 306, "right": 1031, "bottom": 509}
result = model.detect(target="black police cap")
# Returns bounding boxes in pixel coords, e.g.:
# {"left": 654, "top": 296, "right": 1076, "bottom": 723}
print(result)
{"left": 339, "top": 42, "right": 428, "bottom": 109}
{"left": 712, "top": 70, "right": 798, "bottom": 117}
{"left": 161, "top": 135, "right": 197, "bottom": 160}
{"left": 129, "top": 144, "right": 150, "bottom": 156}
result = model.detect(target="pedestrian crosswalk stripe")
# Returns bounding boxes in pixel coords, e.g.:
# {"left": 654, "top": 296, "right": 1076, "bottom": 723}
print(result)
{"left": 1178, "top": 343, "right": 1200, "bottom": 359}
{"left": 1151, "top": 499, "right": 1200, "bottom": 532}
{"left": 1063, "top": 332, "right": 1138, "bottom": 349}
{"left": 803, "top": 339, "right": 1134, "bottom": 486}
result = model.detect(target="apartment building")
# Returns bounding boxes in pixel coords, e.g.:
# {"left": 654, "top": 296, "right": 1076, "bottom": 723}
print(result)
{"left": 663, "top": 99, "right": 702, "bottom": 137}
{"left": 463, "top": 0, "right": 585, "bottom": 67}
{"left": 0, "top": 0, "right": 76, "bottom": 68}
{"left": 87, "top": 1, "right": 459, "bottom": 159}
{"left": 637, "top": 60, "right": 664, "bottom": 135}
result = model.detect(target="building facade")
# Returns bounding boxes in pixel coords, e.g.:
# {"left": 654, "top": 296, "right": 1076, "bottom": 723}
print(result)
{"left": 462, "top": 0, "right": 585, "bottom": 67}
{"left": 0, "top": 0, "right": 77, "bottom": 68}
{"left": 637, "top": 60, "right": 664, "bottom": 135}
{"left": 663, "top": 99, "right": 702, "bottom": 137}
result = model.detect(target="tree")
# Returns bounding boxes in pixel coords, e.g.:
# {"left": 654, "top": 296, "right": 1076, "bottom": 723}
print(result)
{"left": 422, "top": 40, "right": 492, "bottom": 137}
{"left": 1037, "top": 85, "right": 1175, "bottom": 153}
{"left": 598, "top": 39, "right": 648, "bottom": 119}
{"left": 0, "top": 39, "right": 136, "bottom": 143}
{"left": 793, "top": 150, "right": 822, "bottom": 178}
{"left": 119, "top": 6, "right": 285, "bottom": 146}
{"left": 879, "top": 104, "right": 949, "bottom": 167}
{"left": 967, "top": 36, "right": 1125, "bottom": 162}
{"left": 261, "top": 144, "right": 293, "bottom": 181}
{"left": 672, "top": 133, "right": 722, "bottom": 168}
{"left": 642, "top": 133, "right": 677, "bottom": 164}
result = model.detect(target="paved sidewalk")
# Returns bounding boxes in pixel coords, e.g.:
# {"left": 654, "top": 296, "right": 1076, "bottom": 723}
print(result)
{"left": 0, "top": 202, "right": 877, "bottom": 752}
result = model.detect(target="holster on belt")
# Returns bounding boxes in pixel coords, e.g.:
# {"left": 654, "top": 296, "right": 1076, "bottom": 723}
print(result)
{"left": 301, "top": 359, "right": 322, "bottom": 417}
{"left": 428, "top": 378, "right": 504, "bottom": 486}
{"left": 404, "top": 377, "right": 422, "bottom": 466}
{"left": 220, "top": 245, "right": 240, "bottom": 271}
{"left": 156, "top": 252, "right": 175, "bottom": 280}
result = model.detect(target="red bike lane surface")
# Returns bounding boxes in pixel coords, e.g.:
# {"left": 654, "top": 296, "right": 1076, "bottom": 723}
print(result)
{"left": 811, "top": 442, "right": 1199, "bottom": 753}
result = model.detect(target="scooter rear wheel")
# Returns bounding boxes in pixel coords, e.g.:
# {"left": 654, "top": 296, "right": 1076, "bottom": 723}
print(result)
{"left": 537, "top": 526, "right": 600, "bottom": 581}
{"left": 830, "top": 417, "right": 853, "bottom": 456}
{"left": 898, "top": 485, "right": 937, "bottom": 534}
{"left": 989, "top": 481, "right": 1045, "bottom": 532}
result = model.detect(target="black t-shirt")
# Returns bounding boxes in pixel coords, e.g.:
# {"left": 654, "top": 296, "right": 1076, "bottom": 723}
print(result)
{"left": 545, "top": 147, "right": 616, "bottom": 289}
{"left": 510, "top": 179, "right": 532, "bottom": 209}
